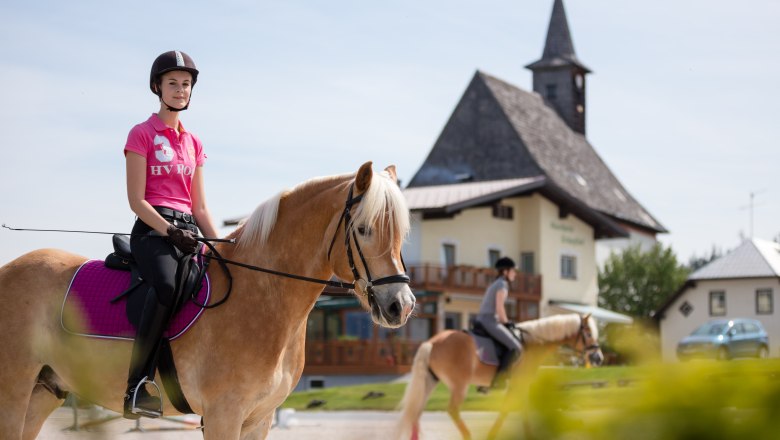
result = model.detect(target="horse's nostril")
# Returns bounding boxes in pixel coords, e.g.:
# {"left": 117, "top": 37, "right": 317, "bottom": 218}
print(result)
{"left": 388, "top": 300, "right": 401, "bottom": 320}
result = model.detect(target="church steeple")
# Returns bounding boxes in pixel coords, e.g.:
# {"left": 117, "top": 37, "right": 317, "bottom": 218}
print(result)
{"left": 526, "top": 0, "right": 591, "bottom": 135}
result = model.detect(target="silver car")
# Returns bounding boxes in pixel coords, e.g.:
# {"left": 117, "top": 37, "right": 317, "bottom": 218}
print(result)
{"left": 677, "top": 319, "right": 769, "bottom": 361}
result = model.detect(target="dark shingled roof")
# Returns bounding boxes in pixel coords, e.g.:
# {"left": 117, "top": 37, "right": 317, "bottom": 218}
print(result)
{"left": 407, "top": 71, "right": 666, "bottom": 234}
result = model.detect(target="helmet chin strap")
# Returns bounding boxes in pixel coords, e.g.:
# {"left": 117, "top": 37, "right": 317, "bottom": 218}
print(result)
{"left": 161, "top": 96, "right": 190, "bottom": 112}
{"left": 155, "top": 84, "right": 193, "bottom": 112}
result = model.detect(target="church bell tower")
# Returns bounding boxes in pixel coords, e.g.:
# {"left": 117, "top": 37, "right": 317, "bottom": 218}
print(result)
{"left": 526, "top": 0, "right": 590, "bottom": 135}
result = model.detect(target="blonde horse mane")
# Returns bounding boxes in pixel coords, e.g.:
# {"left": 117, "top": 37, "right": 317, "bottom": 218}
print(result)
{"left": 236, "top": 168, "right": 410, "bottom": 249}
{"left": 516, "top": 314, "right": 598, "bottom": 345}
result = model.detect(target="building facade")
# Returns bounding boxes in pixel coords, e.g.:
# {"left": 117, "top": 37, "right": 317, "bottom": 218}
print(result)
{"left": 296, "top": 0, "right": 662, "bottom": 388}
{"left": 656, "top": 239, "right": 780, "bottom": 361}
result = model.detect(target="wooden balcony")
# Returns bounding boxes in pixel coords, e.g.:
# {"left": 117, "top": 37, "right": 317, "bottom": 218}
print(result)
{"left": 303, "top": 339, "right": 422, "bottom": 375}
{"left": 406, "top": 264, "right": 542, "bottom": 299}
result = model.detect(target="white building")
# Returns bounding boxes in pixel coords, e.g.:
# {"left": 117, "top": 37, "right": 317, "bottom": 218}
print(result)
{"left": 656, "top": 239, "right": 780, "bottom": 361}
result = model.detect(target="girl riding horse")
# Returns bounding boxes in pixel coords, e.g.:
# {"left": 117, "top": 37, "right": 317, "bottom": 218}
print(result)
{"left": 123, "top": 50, "right": 220, "bottom": 419}
{"left": 0, "top": 161, "right": 414, "bottom": 440}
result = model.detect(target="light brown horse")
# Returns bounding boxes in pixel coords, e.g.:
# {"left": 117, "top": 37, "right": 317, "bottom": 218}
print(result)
{"left": 395, "top": 313, "right": 603, "bottom": 440}
{"left": 0, "top": 161, "right": 415, "bottom": 440}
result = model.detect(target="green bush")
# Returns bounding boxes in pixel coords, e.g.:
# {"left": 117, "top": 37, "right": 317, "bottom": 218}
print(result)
{"left": 525, "top": 360, "right": 780, "bottom": 440}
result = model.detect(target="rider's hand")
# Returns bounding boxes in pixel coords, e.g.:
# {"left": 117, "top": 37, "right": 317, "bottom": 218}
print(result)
{"left": 166, "top": 224, "right": 198, "bottom": 253}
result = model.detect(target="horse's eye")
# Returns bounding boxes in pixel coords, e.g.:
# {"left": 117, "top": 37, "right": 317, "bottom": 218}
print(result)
{"left": 357, "top": 225, "right": 371, "bottom": 236}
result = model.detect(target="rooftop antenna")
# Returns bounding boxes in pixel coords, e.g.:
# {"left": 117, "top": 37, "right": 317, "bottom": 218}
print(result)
{"left": 739, "top": 189, "right": 766, "bottom": 239}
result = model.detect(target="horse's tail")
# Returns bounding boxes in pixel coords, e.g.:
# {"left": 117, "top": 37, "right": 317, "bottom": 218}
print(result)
{"left": 395, "top": 341, "right": 437, "bottom": 440}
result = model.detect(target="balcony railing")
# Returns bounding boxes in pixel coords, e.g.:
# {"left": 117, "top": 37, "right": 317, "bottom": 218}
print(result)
{"left": 304, "top": 339, "right": 422, "bottom": 375}
{"left": 406, "top": 264, "right": 541, "bottom": 298}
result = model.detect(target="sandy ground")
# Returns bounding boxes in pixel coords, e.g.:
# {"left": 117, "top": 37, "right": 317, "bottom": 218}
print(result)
{"left": 36, "top": 407, "right": 523, "bottom": 439}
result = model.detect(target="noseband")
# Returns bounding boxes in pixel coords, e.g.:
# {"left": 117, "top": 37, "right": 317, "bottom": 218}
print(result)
{"left": 327, "top": 184, "right": 411, "bottom": 307}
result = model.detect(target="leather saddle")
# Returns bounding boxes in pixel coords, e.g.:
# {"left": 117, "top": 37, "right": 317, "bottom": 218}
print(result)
{"left": 468, "top": 320, "right": 508, "bottom": 365}
{"left": 105, "top": 234, "right": 206, "bottom": 327}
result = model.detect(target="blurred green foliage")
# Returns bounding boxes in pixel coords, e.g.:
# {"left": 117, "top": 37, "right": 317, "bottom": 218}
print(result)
{"left": 526, "top": 359, "right": 780, "bottom": 440}
{"left": 283, "top": 321, "right": 780, "bottom": 439}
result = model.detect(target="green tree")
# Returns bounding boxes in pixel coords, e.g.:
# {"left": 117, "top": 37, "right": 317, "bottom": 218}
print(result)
{"left": 598, "top": 243, "right": 689, "bottom": 319}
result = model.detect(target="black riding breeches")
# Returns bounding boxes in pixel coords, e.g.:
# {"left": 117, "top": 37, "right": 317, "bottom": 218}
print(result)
{"left": 130, "top": 217, "right": 198, "bottom": 308}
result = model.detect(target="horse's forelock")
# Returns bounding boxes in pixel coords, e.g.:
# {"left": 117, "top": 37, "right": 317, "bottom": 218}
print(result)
{"left": 587, "top": 315, "right": 599, "bottom": 340}
{"left": 352, "top": 170, "right": 410, "bottom": 244}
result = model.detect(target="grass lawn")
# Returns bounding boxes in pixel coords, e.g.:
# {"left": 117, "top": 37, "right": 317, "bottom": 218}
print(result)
{"left": 281, "top": 380, "right": 507, "bottom": 411}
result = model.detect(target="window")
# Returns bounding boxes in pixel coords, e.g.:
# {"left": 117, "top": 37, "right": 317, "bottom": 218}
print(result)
{"left": 709, "top": 291, "right": 726, "bottom": 316}
{"left": 444, "top": 312, "right": 462, "bottom": 330}
{"left": 546, "top": 84, "right": 557, "bottom": 100}
{"left": 345, "top": 312, "right": 373, "bottom": 340}
{"left": 442, "top": 243, "right": 456, "bottom": 269}
{"left": 407, "top": 318, "right": 432, "bottom": 342}
{"left": 505, "top": 298, "right": 518, "bottom": 321}
{"left": 306, "top": 310, "right": 324, "bottom": 340}
{"left": 492, "top": 204, "right": 513, "bottom": 220}
{"left": 519, "top": 301, "right": 539, "bottom": 321}
{"left": 521, "top": 252, "right": 535, "bottom": 275}
{"left": 756, "top": 289, "right": 773, "bottom": 315}
{"left": 488, "top": 249, "right": 501, "bottom": 268}
{"left": 561, "top": 255, "right": 577, "bottom": 280}
{"left": 308, "top": 378, "right": 325, "bottom": 389}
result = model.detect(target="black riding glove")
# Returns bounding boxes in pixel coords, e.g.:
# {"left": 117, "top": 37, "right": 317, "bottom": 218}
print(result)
{"left": 166, "top": 224, "right": 198, "bottom": 253}
{"left": 503, "top": 321, "right": 516, "bottom": 330}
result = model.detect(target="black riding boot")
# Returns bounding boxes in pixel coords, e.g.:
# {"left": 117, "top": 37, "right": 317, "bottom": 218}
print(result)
{"left": 491, "top": 348, "right": 521, "bottom": 389}
{"left": 124, "top": 289, "right": 172, "bottom": 419}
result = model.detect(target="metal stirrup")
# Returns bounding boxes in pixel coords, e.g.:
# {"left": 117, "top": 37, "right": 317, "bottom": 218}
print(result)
{"left": 131, "top": 376, "right": 163, "bottom": 416}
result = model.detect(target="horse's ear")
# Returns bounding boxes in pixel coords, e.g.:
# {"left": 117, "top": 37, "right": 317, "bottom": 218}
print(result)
{"left": 384, "top": 165, "right": 398, "bottom": 183}
{"left": 355, "top": 161, "right": 373, "bottom": 193}
{"left": 583, "top": 313, "right": 592, "bottom": 322}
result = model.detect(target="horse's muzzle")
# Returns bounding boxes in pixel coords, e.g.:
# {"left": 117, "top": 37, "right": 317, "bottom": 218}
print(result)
{"left": 370, "top": 284, "right": 415, "bottom": 328}
{"left": 588, "top": 349, "right": 605, "bottom": 367}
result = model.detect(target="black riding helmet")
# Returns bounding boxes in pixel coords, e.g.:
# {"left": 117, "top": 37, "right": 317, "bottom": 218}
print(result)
{"left": 149, "top": 50, "right": 199, "bottom": 112}
{"left": 494, "top": 257, "right": 516, "bottom": 271}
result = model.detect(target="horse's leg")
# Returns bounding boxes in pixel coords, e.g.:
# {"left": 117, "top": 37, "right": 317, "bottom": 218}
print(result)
{"left": 202, "top": 408, "right": 242, "bottom": 440}
{"left": 0, "top": 362, "right": 40, "bottom": 440}
{"left": 446, "top": 384, "right": 471, "bottom": 440}
{"left": 488, "top": 349, "right": 547, "bottom": 440}
{"left": 486, "top": 410, "right": 509, "bottom": 440}
{"left": 21, "top": 385, "right": 65, "bottom": 440}
{"left": 239, "top": 411, "right": 274, "bottom": 440}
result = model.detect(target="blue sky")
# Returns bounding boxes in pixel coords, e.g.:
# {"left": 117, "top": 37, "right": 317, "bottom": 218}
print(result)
{"left": 1, "top": 0, "right": 778, "bottom": 267}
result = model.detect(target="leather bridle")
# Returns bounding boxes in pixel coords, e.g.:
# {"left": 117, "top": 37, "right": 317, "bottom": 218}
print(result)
{"left": 571, "top": 315, "right": 601, "bottom": 364}
{"left": 326, "top": 184, "right": 411, "bottom": 310}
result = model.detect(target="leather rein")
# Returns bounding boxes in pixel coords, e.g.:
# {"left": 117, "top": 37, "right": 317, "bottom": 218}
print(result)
{"left": 190, "top": 182, "right": 410, "bottom": 309}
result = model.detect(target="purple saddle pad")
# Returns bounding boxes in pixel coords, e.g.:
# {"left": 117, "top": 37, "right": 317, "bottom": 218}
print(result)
{"left": 61, "top": 259, "right": 210, "bottom": 341}
{"left": 470, "top": 332, "right": 500, "bottom": 366}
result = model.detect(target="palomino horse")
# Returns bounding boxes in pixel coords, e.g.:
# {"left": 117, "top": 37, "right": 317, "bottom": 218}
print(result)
{"left": 0, "top": 161, "right": 415, "bottom": 440}
{"left": 396, "top": 313, "right": 603, "bottom": 440}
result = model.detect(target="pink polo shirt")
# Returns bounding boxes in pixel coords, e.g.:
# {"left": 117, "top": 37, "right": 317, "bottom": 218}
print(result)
{"left": 124, "top": 114, "right": 206, "bottom": 214}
